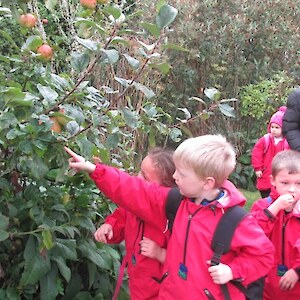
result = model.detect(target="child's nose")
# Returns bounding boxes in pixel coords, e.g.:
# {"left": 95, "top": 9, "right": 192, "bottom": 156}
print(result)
{"left": 173, "top": 170, "right": 178, "bottom": 180}
{"left": 288, "top": 185, "right": 296, "bottom": 193}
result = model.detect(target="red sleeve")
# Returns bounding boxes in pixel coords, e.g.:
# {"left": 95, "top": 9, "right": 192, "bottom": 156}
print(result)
{"left": 251, "top": 137, "right": 265, "bottom": 171}
{"left": 229, "top": 214, "right": 275, "bottom": 285}
{"left": 250, "top": 198, "right": 276, "bottom": 237}
{"left": 105, "top": 207, "right": 126, "bottom": 244}
{"left": 90, "top": 164, "right": 169, "bottom": 231}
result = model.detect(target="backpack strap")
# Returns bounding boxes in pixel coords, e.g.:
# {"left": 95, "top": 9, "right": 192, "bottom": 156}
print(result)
{"left": 165, "top": 187, "right": 183, "bottom": 232}
{"left": 211, "top": 206, "right": 248, "bottom": 300}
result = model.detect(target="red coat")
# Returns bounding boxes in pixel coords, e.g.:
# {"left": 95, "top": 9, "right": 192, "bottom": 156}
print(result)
{"left": 90, "top": 164, "right": 275, "bottom": 300}
{"left": 105, "top": 206, "right": 170, "bottom": 300}
{"left": 250, "top": 190, "right": 300, "bottom": 299}
{"left": 251, "top": 135, "right": 290, "bottom": 190}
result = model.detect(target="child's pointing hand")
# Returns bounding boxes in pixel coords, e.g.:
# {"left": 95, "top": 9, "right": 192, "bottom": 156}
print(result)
{"left": 64, "top": 146, "right": 96, "bottom": 174}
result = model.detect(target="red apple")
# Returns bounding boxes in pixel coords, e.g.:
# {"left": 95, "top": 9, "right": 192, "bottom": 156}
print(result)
{"left": 19, "top": 13, "right": 37, "bottom": 29}
{"left": 80, "top": 0, "right": 97, "bottom": 9}
{"left": 37, "top": 44, "right": 53, "bottom": 61}
{"left": 42, "top": 19, "right": 48, "bottom": 25}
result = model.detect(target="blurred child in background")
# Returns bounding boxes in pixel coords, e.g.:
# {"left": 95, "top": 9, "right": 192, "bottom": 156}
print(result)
{"left": 252, "top": 106, "right": 289, "bottom": 198}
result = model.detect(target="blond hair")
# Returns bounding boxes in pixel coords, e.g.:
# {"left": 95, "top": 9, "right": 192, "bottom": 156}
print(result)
{"left": 173, "top": 134, "right": 236, "bottom": 187}
{"left": 272, "top": 150, "right": 300, "bottom": 177}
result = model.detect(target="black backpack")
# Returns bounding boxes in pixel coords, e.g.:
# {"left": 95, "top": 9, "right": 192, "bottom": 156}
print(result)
{"left": 165, "top": 188, "right": 264, "bottom": 300}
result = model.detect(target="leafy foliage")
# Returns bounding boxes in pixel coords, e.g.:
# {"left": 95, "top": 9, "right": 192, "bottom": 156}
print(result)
{"left": 0, "top": 0, "right": 183, "bottom": 298}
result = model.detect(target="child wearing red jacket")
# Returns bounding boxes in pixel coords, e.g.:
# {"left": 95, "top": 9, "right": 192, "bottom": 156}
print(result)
{"left": 250, "top": 150, "right": 300, "bottom": 299}
{"left": 94, "top": 148, "right": 176, "bottom": 300}
{"left": 251, "top": 106, "right": 290, "bottom": 198}
{"left": 65, "top": 134, "right": 274, "bottom": 300}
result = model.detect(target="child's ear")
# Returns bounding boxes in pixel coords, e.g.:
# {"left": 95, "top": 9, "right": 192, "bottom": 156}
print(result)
{"left": 270, "top": 175, "right": 275, "bottom": 186}
{"left": 204, "top": 177, "right": 216, "bottom": 189}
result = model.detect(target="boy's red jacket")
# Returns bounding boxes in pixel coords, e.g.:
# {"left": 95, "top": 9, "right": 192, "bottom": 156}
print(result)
{"left": 105, "top": 206, "right": 170, "bottom": 300}
{"left": 250, "top": 189, "right": 300, "bottom": 299}
{"left": 251, "top": 135, "right": 289, "bottom": 190}
{"left": 91, "top": 164, "right": 275, "bottom": 300}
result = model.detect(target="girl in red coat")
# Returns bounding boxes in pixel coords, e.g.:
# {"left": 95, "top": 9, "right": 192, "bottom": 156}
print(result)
{"left": 65, "top": 135, "right": 274, "bottom": 300}
{"left": 251, "top": 106, "right": 290, "bottom": 198}
{"left": 94, "top": 148, "right": 176, "bottom": 300}
{"left": 251, "top": 150, "right": 300, "bottom": 299}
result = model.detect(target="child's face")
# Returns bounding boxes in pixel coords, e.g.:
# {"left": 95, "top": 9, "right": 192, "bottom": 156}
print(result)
{"left": 173, "top": 160, "right": 204, "bottom": 198}
{"left": 138, "top": 155, "right": 161, "bottom": 184}
{"left": 271, "top": 169, "right": 300, "bottom": 200}
{"left": 270, "top": 123, "right": 282, "bottom": 138}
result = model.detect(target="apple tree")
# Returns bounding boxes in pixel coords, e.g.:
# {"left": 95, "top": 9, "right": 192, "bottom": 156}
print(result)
{"left": 0, "top": 0, "right": 182, "bottom": 298}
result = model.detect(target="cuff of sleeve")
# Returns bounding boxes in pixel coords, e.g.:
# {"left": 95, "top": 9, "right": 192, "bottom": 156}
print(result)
{"left": 263, "top": 208, "right": 275, "bottom": 221}
{"left": 90, "top": 163, "right": 105, "bottom": 179}
{"left": 294, "top": 268, "right": 300, "bottom": 280}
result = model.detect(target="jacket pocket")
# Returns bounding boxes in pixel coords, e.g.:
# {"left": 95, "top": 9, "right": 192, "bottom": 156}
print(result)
{"left": 152, "top": 272, "right": 169, "bottom": 284}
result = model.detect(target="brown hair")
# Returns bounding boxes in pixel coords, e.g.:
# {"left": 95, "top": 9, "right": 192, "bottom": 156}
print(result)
{"left": 148, "top": 147, "right": 176, "bottom": 187}
{"left": 272, "top": 150, "right": 300, "bottom": 177}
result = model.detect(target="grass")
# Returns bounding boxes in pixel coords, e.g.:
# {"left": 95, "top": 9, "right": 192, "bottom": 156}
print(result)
{"left": 239, "top": 188, "right": 260, "bottom": 211}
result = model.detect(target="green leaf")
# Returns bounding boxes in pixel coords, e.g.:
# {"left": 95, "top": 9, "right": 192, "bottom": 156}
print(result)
{"left": 148, "top": 128, "right": 156, "bottom": 148}
{"left": 106, "top": 133, "right": 119, "bottom": 149}
{"left": 66, "top": 121, "right": 80, "bottom": 135}
{"left": 161, "top": 43, "right": 189, "bottom": 52}
{"left": 74, "top": 18, "right": 106, "bottom": 34}
{"left": 50, "top": 74, "right": 71, "bottom": 91}
{"left": 3, "top": 87, "right": 33, "bottom": 107}
{"left": 21, "top": 236, "right": 51, "bottom": 285}
{"left": 114, "top": 76, "right": 130, "bottom": 88}
{"left": 19, "top": 140, "right": 33, "bottom": 154}
{"left": 52, "top": 256, "right": 71, "bottom": 282}
{"left": 21, "top": 35, "right": 43, "bottom": 52}
{"left": 218, "top": 103, "right": 236, "bottom": 118}
{"left": 0, "top": 30, "right": 18, "bottom": 49}
{"left": 76, "top": 216, "right": 96, "bottom": 232}
{"left": 52, "top": 238, "right": 77, "bottom": 260}
{"left": 37, "top": 84, "right": 58, "bottom": 104}
{"left": 0, "top": 230, "right": 9, "bottom": 242}
{"left": 180, "top": 125, "right": 193, "bottom": 138}
{"left": 140, "top": 22, "right": 160, "bottom": 38}
{"left": 0, "top": 7, "right": 11, "bottom": 15}
{"left": 75, "top": 37, "right": 98, "bottom": 51}
{"left": 204, "top": 88, "right": 220, "bottom": 101}
{"left": 103, "top": 6, "right": 122, "bottom": 19}
{"left": 110, "top": 36, "right": 130, "bottom": 46}
{"left": 156, "top": 5, "right": 178, "bottom": 30}
{"left": 45, "top": 0, "right": 58, "bottom": 11}
{"left": 189, "top": 96, "right": 207, "bottom": 106}
{"left": 133, "top": 82, "right": 155, "bottom": 99}
{"left": 100, "top": 49, "right": 119, "bottom": 64}
{"left": 77, "top": 240, "right": 109, "bottom": 269}
{"left": 169, "top": 127, "right": 182, "bottom": 142}
{"left": 156, "top": 0, "right": 167, "bottom": 12}
{"left": 123, "top": 54, "right": 140, "bottom": 70}
{"left": 28, "top": 158, "right": 49, "bottom": 179}
{"left": 149, "top": 62, "right": 170, "bottom": 75}
{"left": 121, "top": 107, "right": 139, "bottom": 128}
{"left": 42, "top": 230, "right": 54, "bottom": 250}
{"left": 71, "top": 52, "right": 90, "bottom": 72}
{"left": 39, "top": 267, "right": 59, "bottom": 300}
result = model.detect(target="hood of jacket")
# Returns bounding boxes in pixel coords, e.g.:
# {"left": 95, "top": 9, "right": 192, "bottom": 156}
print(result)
{"left": 216, "top": 180, "right": 247, "bottom": 208}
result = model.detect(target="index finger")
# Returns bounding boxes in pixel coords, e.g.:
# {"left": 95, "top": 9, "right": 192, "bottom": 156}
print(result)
{"left": 64, "top": 146, "right": 78, "bottom": 157}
